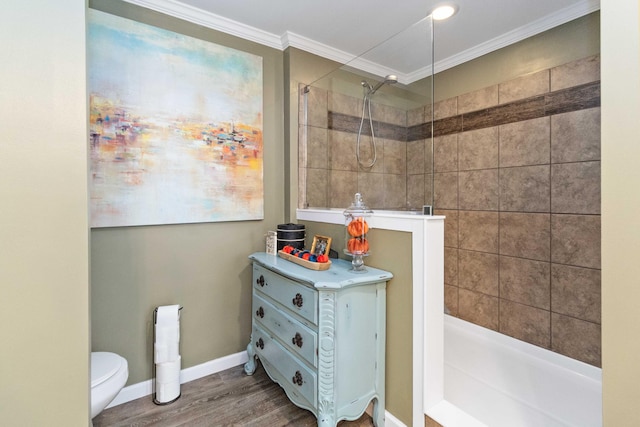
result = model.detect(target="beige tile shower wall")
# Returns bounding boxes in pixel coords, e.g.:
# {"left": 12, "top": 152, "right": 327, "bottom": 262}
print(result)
{"left": 436, "top": 55, "right": 601, "bottom": 367}
{"left": 301, "top": 57, "right": 601, "bottom": 367}
{"left": 407, "top": 104, "right": 433, "bottom": 209}
{"left": 301, "top": 86, "right": 418, "bottom": 210}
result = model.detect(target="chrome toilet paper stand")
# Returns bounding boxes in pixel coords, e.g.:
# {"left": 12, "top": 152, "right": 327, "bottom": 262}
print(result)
{"left": 152, "top": 306, "right": 183, "bottom": 405}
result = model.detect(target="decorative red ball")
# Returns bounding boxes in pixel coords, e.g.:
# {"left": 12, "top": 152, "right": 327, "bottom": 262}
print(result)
{"left": 282, "top": 245, "right": 294, "bottom": 254}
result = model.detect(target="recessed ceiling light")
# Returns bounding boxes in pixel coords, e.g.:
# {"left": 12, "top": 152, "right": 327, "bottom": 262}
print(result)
{"left": 431, "top": 4, "right": 458, "bottom": 21}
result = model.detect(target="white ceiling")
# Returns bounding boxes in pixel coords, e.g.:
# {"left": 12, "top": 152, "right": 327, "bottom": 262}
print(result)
{"left": 124, "top": 0, "right": 599, "bottom": 83}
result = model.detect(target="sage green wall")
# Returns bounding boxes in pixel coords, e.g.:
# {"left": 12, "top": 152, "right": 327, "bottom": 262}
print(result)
{"left": 0, "top": 0, "right": 90, "bottom": 425}
{"left": 432, "top": 12, "right": 600, "bottom": 101}
{"left": 300, "top": 221, "right": 413, "bottom": 426}
{"left": 89, "top": 0, "right": 285, "bottom": 385}
{"left": 601, "top": 0, "right": 640, "bottom": 424}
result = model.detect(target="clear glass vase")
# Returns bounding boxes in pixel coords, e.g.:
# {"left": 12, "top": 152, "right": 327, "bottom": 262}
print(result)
{"left": 343, "top": 193, "right": 373, "bottom": 272}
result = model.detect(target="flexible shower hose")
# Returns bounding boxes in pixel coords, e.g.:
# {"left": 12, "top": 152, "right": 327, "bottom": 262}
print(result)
{"left": 356, "top": 92, "right": 377, "bottom": 169}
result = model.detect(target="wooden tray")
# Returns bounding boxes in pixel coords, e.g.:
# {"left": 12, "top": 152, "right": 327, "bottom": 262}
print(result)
{"left": 278, "top": 250, "right": 331, "bottom": 271}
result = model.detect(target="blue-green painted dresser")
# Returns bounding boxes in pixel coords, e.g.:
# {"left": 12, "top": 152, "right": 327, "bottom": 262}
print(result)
{"left": 244, "top": 252, "right": 393, "bottom": 427}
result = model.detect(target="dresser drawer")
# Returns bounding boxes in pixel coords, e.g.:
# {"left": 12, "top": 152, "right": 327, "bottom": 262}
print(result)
{"left": 253, "top": 264, "right": 318, "bottom": 324}
{"left": 253, "top": 293, "right": 318, "bottom": 367}
{"left": 252, "top": 324, "right": 317, "bottom": 407}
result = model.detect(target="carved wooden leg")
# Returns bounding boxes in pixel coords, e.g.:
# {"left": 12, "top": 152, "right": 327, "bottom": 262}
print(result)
{"left": 317, "top": 291, "right": 337, "bottom": 427}
{"left": 243, "top": 340, "right": 257, "bottom": 375}
{"left": 317, "top": 413, "right": 336, "bottom": 427}
{"left": 372, "top": 396, "right": 385, "bottom": 427}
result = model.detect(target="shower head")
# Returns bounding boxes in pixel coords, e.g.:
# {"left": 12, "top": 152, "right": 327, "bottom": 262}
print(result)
{"left": 368, "top": 74, "right": 398, "bottom": 94}
{"left": 384, "top": 74, "right": 398, "bottom": 83}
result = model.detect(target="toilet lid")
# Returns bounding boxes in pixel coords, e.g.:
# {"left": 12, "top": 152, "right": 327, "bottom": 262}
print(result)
{"left": 91, "top": 352, "right": 123, "bottom": 388}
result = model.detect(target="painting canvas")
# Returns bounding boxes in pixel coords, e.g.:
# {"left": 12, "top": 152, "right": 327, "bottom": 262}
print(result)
{"left": 88, "top": 10, "right": 263, "bottom": 227}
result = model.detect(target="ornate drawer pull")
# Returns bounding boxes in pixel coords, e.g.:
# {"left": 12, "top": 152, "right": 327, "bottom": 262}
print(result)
{"left": 256, "top": 338, "right": 264, "bottom": 350}
{"left": 291, "top": 332, "right": 303, "bottom": 348}
{"left": 292, "top": 370, "right": 303, "bottom": 386}
{"left": 256, "top": 306, "right": 264, "bottom": 318}
{"left": 292, "top": 293, "right": 303, "bottom": 308}
{"left": 256, "top": 275, "right": 265, "bottom": 287}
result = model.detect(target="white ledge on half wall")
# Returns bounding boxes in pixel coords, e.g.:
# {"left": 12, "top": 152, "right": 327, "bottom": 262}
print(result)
{"left": 296, "top": 207, "right": 440, "bottom": 231}
{"left": 297, "top": 208, "right": 445, "bottom": 427}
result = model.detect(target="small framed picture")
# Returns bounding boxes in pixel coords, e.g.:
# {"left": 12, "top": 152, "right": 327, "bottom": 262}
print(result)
{"left": 311, "top": 235, "right": 332, "bottom": 256}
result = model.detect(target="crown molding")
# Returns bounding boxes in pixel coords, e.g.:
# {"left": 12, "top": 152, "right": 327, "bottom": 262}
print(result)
{"left": 282, "top": 32, "right": 357, "bottom": 65}
{"left": 121, "top": 0, "right": 600, "bottom": 82}
{"left": 121, "top": 0, "right": 282, "bottom": 49}
{"left": 283, "top": 32, "right": 412, "bottom": 83}
{"left": 430, "top": 0, "right": 601, "bottom": 76}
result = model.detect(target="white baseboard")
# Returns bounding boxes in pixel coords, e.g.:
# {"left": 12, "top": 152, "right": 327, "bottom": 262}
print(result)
{"left": 180, "top": 351, "right": 249, "bottom": 383}
{"left": 384, "top": 410, "right": 407, "bottom": 427}
{"left": 107, "top": 350, "right": 404, "bottom": 427}
{"left": 106, "top": 350, "right": 249, "bottom": 408}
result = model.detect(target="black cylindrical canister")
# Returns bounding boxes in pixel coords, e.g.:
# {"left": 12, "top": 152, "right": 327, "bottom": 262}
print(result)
{"left": 276, "top": 223, "right": 305, "bottom": 250}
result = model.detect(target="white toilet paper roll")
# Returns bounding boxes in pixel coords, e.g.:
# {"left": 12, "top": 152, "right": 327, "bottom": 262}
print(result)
{"left": 156, "top": 356, "right": 181, "bottom": 384}
{"left": 154, "top": 342, "right": 167, "bottom": 365}
{"left": 156, "top": 305, "right": 180, "bottom": 327}
{"left": 155, "top": 305, "right": 180, "bottom": 364}
{"left": 155, "top": 356, "right": 181, "bottom": 403}
{"left": 154, "top": 334, "right": 180, "bottom": 364}
{"left": 156, "top": 379, "right": 180, "bottom": 403}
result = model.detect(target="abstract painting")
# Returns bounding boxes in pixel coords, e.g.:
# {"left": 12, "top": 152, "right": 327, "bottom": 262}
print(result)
{"left": 88, "top": 9, "right": 263, "bottom": 227}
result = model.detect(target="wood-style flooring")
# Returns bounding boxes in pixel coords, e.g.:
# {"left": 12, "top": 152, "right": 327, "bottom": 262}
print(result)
{"left": 93, "top": 364, "right": 374, "bottom": 427}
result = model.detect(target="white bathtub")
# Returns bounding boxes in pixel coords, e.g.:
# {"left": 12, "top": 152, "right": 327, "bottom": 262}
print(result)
{"left": 437, "top": 315, "right": 602, "bottom": 427}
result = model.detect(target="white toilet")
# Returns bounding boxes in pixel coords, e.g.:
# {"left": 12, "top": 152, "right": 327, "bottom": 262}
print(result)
{"left": 91, "top": 352, "right": 129, "bottom": 419}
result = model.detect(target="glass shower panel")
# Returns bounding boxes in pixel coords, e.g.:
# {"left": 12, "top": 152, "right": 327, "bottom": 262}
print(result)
{"left": 300, "top": 15, "right": 434, "bottom": 211}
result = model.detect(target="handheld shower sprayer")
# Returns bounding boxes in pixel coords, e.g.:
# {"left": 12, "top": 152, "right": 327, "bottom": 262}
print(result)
{"left": 357, "top": 74, "right": 398, "bottom": 168}
{"left": 361, "top": 74, "right": 398, "bottom": 96}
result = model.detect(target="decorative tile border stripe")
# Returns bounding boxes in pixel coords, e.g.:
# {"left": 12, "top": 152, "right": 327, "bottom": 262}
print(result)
{"left": 328, "top": 112, "right": 408, "bottom": 141}
{"left": 545, "top": 81, "right": 601, "bottom": 116}
{"left": 459, "top": 81, "right": 600, "bottom": 137}
{"left": 462, "top": 96, "right": 545, "bottom": 133}
{"left": 326, "top": 81, "right": 600, "bottom": 142}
